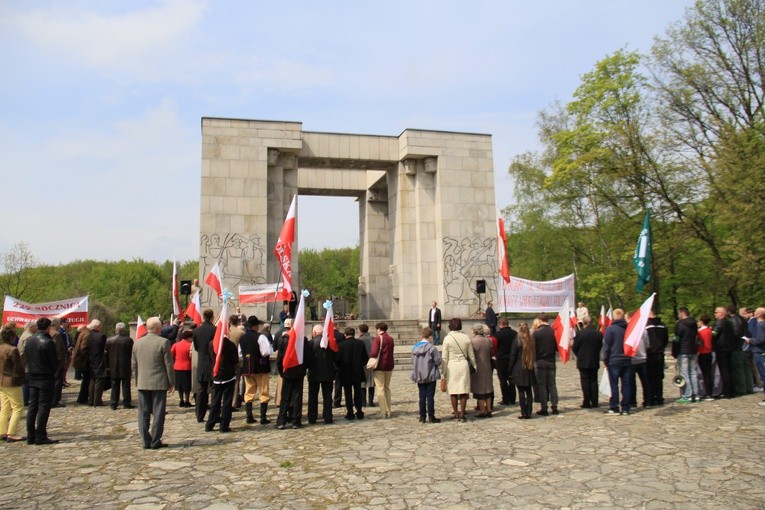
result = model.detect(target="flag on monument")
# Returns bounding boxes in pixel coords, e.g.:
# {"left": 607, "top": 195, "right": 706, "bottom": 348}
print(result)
{"left": 283, "top": 291, "right": 306, "bottom": 370}
{"left": 274, "top": 195, "right": 297, "bottom": 294}
{"left": 497, "top": 212, "right": 510, "bottom": 284}
{"left": 205, "top": 261, "right": 223, "bottom": 300}
{"left": 320, "top": 301, "right": 339, "bottom": 352}
{"left": 211, "top": 301, "right": 229, "bottom": 377}
{"left": 624, "top": 293, "right": 656, "bottom": 357}
{"left": 185, "top": 290, "right": 202, "bottom": 326}
{"left": 599, "top": 305, "right": 613, "bottom": 335}
{"left": 136, "top": 315, "right": 147, "bottom": 339}
{"left": 551, "top": 298, "right": 573, "bottom": 364}
{"left": 633, "top": 210, "right": 652, "bottom": 293}
{"left": 172, "top": 256, "right": 185, "bottom": 322}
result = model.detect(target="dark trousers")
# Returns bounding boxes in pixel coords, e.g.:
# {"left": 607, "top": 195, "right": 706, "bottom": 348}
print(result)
{"left": 110, "top": 377, "right": 132, "bottom": 407}
{"left": 27, "top": 377, "right": 54, "bottom": 443}
{"left": 517, "top": 385, "right": 533, "bottom": 417}
{"left": 277, "top": 376, "right": 304, "bottom": 426}
{"left": 716, "top": 350, "right": 734, "bottom": 397}
{"left": 496, "top": 358, "right": 516, "bottom": 404}
{"left": 196, "top": 379, "right": 211, "bottom": 422}
{"left": 535, "top": 360, "right": 558, "bottom": 410}
{"left": 77, "top": 367, "right": 92, "bottom": 403}
{"left": 343, "top": 382, "right": 364, "bottom": 416}
{"left": 731, "top": 350, "right": 749, "bottom": 395}
{"left": 608, "top": 360, "right": 633, "bottom": 413}
{"left": 137, "top": 390, "right": 167, "bottom": 448}
{"left": 417, "top": 381, "right": 436, "bottom": 420}
{"left": 207, "top": 380, "right": 235, "bottom": 431}
{"left": 308, "top": 380, "right": 334, "bottom": 423}
{"left": 333, "top": 378, "right": 343, "bottom": 407}
{"left": 578, "top": 367, "right": 599, "bottom": 407}
{"left": 646, "top": 352, "right": 665, "bottom": 405}
{"left": 630, "top": 362, "right": 649, "bottom": 407}
{"left": 89, "top": 375, "right": 107, "bottom": 405}
{"left": 698, "top": 353, "right": 714, "bottom": 397}
{"left": 53, "top": 370, "right": 64, "bottom": 405}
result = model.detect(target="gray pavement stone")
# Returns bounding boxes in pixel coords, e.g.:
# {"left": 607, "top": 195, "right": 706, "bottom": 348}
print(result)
{"left": 2, "top": 363, "right": 765, "bottom": 509}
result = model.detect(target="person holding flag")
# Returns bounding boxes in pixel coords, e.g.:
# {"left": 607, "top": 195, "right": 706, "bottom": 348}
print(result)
{"left": 602, "top": 309, "right": 632, "bottom": 415}
{"left": 192, "top": 309, "right": 216, "bottom": 423}
{"left": 276, "top": 290, "right": 312, "bottom": 429}
{"left": 307, "top": 324, "right": 338, "bottom": 425}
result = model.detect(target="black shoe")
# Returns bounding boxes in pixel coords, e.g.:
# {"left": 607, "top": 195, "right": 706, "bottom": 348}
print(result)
{"left": 551, "top": 408, "right": 559, "bottom": 415}
{"left": 291, "top": 423, "right": 302, "bottom": 429}
{"left": 277, "top": 424, "right": 287, "bottom": 430}
{"left": 124, "top": 404, "right": 135, "bottom": 409}
{"left": 535, "top": 410, "right": 549, "bottom": 416}
{"left": 308, "top": 419, "right": 316, "bottom": 425}
{"left": 356, "top": 412, "right": 365, "bottom": 420}
{"left": 220, "top": 428, "right": 231, "bottom": 433}
{"left": 110, "top": 404, "right": 118, "bottom": 410}
{"left": 52, "top": 402, "right": 66, "bottom": 408}
{"left": 205, "top": 426, "right": 215, "bottom": 432}
{"left": 368, "top": 402, "right": 376, "bottom": 407}
{"left": 324, "top": 418, "right": 334, "bottom": 424}
{"left": 27, "top": 438, "right": 35, "bottom": 445}
{"left": 419, "top": 417, "right": 426, "bottom": 423}
{"left": 428, "top": 417, "right": 441, "bottom": 423}
{"left": 333, "top": 403, "right": 342, "bottom": 408}
{"left": 35, "top": 438, "right": 60, "bottom": 445}
{"left": 345, "top": 413, "right": 356, "bottom": 421}
{"left": 150, "top": 442, "right": 168, "bottom": 449}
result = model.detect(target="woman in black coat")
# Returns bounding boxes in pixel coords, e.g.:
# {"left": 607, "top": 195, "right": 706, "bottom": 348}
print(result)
{"left": 509, "top": 323, "right": 536, "bottom": 419}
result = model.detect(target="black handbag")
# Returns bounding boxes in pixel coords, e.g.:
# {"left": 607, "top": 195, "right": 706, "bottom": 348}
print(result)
{"left": 451, "top": 335, "right": 477, "bottom": 374}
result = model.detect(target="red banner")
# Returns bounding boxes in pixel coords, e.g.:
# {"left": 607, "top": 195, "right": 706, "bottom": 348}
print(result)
{"left": 2, "top": 295, "right": 89, "bottom": 326}
{"left": 239, "top": 283, "right": 291, "bottom": 304}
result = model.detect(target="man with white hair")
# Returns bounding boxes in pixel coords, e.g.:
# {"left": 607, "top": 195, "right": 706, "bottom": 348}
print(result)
{"left": 131, "top": 317, "right": 174, "bottom": 449}
{"left": 105, "top": 322, "right": 134, "bottom": 410}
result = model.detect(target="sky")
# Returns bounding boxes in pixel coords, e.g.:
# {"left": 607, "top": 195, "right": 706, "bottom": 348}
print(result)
{"left": 0, "top": 0, "right": 695, "bottom": 266}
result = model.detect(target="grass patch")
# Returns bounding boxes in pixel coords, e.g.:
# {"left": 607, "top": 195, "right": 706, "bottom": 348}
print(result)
{"left": 279, "top": 460, "right": 293, "bottom": 468}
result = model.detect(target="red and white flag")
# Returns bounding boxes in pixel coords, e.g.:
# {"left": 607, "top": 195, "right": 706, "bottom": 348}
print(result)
{"left": 552, "top": 298, "right": 573, "bottom": 364}
{"left": 624, "top": 293, "right": 655, "bottom": 357}
{"left": 274, "top": 195, "right": 297, "bottom": 294}
{"left": 320, "top": 302, "right": 339, "bottom": 352}
{"left": 283, "top": 291, "right": 306, "bottom": 370}
{"left": 185, "top": 290, "right": 202, "bottom": 326}
{"left": 172, "top": 256, "right": 185, "bottom": 322}
{"left": 205, "top": 261, "right": 223, "bottom": 300}
{"left": 599, "top": 305, "right": 613, "bottom": 334}
{"left": 497, "top": 212, "right": 510, "bottom": 284}
{"left": 211, "top": 301, "right": 229, "bottom": 377}
{"left": 239, "top": 283, "right": 291, "bottom": 304}
{"left": 569, "top": 307, "right": 578, "bottom": 329}
{"left": 136, "top": 315, "right": 147, "bottom": 339}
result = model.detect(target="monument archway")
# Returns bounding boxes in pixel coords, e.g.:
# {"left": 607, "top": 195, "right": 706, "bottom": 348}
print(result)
{"left": 200, "top": 118, "right": 499, "bottom": 320}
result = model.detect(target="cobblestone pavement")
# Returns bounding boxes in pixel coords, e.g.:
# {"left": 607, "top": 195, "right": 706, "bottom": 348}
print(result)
{"left": 2, "top": 362, "right": 764, "bottom": 510}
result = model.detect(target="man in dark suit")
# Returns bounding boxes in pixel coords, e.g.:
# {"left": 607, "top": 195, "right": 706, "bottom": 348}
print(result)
{"left": 308, "top": 325, "right": 337, "bottom": 424}
{"left": 276, "top": 324, "right": 312, "bottom": 429}
{"left": 495, "top": 317, "right": 517, "bottom": 405}
{"left": 131, "top": 317, "right": 174, "bottom": 449}
{"left": 105, "top": 322, "right": 134, "bottom": 409}
{"left": 87, "top": 320, "right": 108, "bottom": 406}
{"left": 428, "top": 301, "right": 442, "bottom": 345}
{"left": 572, "top": 316, "right": 603, "bottom": 408}
{"left": 484, "top": 301, "right": 498, "bottom": 336}
{"left": 533, "top": 314, "right": 559, "bottom": 416}
{"left": 192, "top": 309, "right": 216, "bottom": 422}
{"left": 205, "top": 332, "right": 238, "bottom": 433}
{"left": 338, "top": 327, "right": 369, "bottom": 420}
{"left": 332, "top": 325, "right": 346, "bottom": 408}
{"left": 25, "top": 318, "right": 60, "bottom": 445}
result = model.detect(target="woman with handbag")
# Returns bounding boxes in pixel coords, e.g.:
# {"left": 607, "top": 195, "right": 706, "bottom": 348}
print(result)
{"left": 441, "top": 318, "right": 476, "bottom": 422}
{"left": 470, "top": 324, "right": 494, "bottom": 418}
{"left": 369, "top": 322, "right": 395, "bottom": 418}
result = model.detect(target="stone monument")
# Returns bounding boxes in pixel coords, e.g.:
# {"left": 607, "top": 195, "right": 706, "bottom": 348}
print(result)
{"left": 200, "top": 118, "right": 499, "bottom": 320}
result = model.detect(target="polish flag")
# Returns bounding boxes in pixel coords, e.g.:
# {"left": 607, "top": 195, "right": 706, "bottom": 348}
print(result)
{"left": 211, "top": 301, "right": 229, "bottom": 377}
{"left": 569, "top": 307, "right": 578, "bottom": 329}
{"left": 599, "top": 306, "right": 613, "bottom": 334}
{"left": 136, "top": 315, "right": 147, "bottom": 339}
{"left": 624, "top": 293, "right": 655, "bottom": 357}
{"left": 185, "top": 290, "right": 202, "bottom": 326}
{"left": 320, "top": 302, "right": 339, "bottom": 352}
{"left": 205, "top": 261, "right": 223, "bottom": 300}
{"left": 172, "top": 256, "right": 185, "bottom": 322}
{"left": 552, "top": 298, "right": 573, "bottom": 364}
{"left": 283, "top": 291, "right": 306, "bottom": 370}
{"left": 274, "top": 195, "right": 297, "bottom": 294}
{"left": 497, "top": 212, "right": 510, "bottom": 284}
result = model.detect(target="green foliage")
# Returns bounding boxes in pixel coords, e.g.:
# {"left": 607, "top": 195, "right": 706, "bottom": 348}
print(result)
{"left": 298, "top": 247, "right": 360, "bottom": 314}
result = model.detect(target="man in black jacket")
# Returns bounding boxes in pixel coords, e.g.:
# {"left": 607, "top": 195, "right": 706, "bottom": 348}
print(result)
{"left": 728, "top": 305, "right": 751, "bottom": 396}
{"left": 673, "top": 308, "right": 699, "bottom": 403}
{"left": 239, "top": 316, "right": 273, "bottom": 425}
{"left": 712, "top": 306, "right": 738, "bottom": 398}
{"left": 338, "top": 327, "right": 369, "bottom": 420}
{"left": 494, "top": 317, "right": 517, "bottom": 405}
{"left": 87, "top": 320, "right": 108, "bottom": 406}
{"left": 602, "top": 309, "right": 631, "bottom": 415}
{"left": 533, "top": 314, "right": 559, "bottom": 416}
{"left": 193, "top": 309, "right": 217, "bottom": 422}
{"left": 572, "top": 316, "right": 602, "bottom": 408}
{"left": 205, "top": 333, "right": 239, "bottom": 433}
{"left": 645, "top": 311, "right": 669, "bottom": 406}
{"left": 307, "top": 325, "right": 337, "bottom": 425}
{"left": 276, "top": 325, "right": 312, "bottom": 429}
{"left": 24, "top": 318, "right": 60, "bottom": 445}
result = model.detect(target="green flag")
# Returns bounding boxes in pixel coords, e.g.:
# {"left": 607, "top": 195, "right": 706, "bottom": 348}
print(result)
{"left": 633, "top": 210, "right": 652, "bottom": 292}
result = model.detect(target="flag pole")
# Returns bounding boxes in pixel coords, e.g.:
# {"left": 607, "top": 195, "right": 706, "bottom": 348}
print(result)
{"left": 269, "top": 271, "right": 285, "bottom": 324}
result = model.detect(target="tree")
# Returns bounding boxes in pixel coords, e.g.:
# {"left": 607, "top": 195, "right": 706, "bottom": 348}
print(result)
{"left": 298, "top": 247, "right": 360, "bottom": 314}
{"left": 0, "top": 242, "right": 39, "bottom": 300}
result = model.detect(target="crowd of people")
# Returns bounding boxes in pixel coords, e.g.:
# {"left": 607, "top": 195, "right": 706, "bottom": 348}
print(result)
{"left": 0, "top": 302, "right": 763, "bottom": 448}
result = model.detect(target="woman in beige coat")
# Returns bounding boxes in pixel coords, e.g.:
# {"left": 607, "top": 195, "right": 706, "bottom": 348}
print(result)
{"left": 441, "top": 318, "right": 476, "bottom": 422}
{"left": 0, "top": 327, "right": 26, "bottom": 442}
{"left": 470, "top": 324, "right": 494, "bottom": 418}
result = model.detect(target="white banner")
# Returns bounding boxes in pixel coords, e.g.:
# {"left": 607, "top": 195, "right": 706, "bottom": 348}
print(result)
{"left": 2, "top": 295, "right": 89, "bottom": 326}
{"left": 497, "top": 274, "right": 575, "bottom": 313}
{"left": 239, "top": 283, "right": 291, "bottom": 304}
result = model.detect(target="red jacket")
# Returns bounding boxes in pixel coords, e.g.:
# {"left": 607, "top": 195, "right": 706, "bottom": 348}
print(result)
{"left": 171, "top": 339, "right": 192, "bottom": 371}
{"left": 371, "top": 332, "right": 395, "bottom": 371}
{"left": 697, "top": 326, "right": 712, "bottom": 355}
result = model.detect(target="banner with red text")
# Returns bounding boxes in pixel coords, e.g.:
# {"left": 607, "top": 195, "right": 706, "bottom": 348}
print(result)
{"left": 496, "top": 274, "right": 575, "bottom": 313}
{"left": 2, "top": 295, "right": 89, "bottom": 326}
{"left": 239, "top": 283, "right": 291, "bottom": 304}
